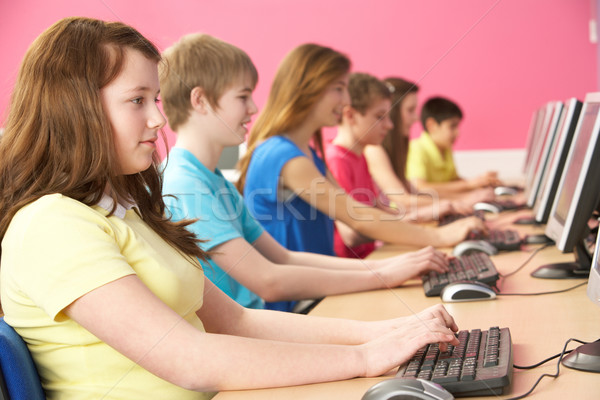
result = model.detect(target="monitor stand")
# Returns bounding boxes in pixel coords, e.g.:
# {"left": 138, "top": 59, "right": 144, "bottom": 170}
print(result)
{"left": 524, "top": 234, "right": 554, "bottom": 245}
{"left": 563, "top": 341, "right": 600, "bottom": 373}
{"left": 531, "top": 240, "right": 591, "bottom": 279}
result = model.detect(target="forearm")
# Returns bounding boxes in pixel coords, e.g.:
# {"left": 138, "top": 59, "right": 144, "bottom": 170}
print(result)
{"left": 413, "top": 178, "right": 472, "bottom": 196}
{"left": 187, "top": 332, "right": 364, "bottom": 391}
{"left": 334, "top": 220, "right": 374, "bottom": 248}
{"left": 347, "top": 212, "right": 443, "bottom": 248}
{"left": 387, "top": 191, "right": 433, "bottom": 209}
{"left": 284, "top": 248, "right": 391, "bottom": 273}
{"left": 231, "top": 307, "right": 381, "bottom": 344}
{"left": 255, "top": 264, "right": 393, "bottom": 302}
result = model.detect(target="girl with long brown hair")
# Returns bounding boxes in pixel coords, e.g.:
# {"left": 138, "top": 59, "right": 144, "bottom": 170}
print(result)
{"left": 237, "top": 45, "right": 484, "bottom": 267}
{"left": 0, "top": 18, "right": 459, "bottom": 399}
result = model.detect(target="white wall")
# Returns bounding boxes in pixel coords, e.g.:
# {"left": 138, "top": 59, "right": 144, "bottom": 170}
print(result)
{"left": 454, "top": 149, "right": 526, "bottom": 181}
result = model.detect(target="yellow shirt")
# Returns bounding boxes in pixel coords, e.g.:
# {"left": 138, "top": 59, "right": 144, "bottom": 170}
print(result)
{"left": 406, "top": 132, "right": 459, "bottom": 182}
{"left": 1, "top": 194, "right": 212, "bottom": 400}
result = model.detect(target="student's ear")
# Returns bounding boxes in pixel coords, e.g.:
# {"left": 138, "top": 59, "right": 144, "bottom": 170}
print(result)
{"left": 424, "top": 117, "right": 439, "bottom": 134}
{"left": 190, "top": 87, "right": 209, "bottom": 114}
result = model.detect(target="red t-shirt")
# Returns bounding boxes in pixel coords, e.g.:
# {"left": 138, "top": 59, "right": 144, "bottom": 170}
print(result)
{"left": 325, "top": 143, "right": 381, "bottom": 259}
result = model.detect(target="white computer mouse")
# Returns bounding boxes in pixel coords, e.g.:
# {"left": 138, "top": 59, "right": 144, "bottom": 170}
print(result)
{"left": 494, "top": 186, "right": 518, "bottom": 196}
{"left": 362, "top": 377, "right": 454, "bottom": 400}
{"left": 440, "top": 281, "right": 497, "bottom": 303}
{"left": 452, "top": 240, "right": 498, "bottom": 257}
{"left": 473, "top": 201, "right": 502, "bottom": 214}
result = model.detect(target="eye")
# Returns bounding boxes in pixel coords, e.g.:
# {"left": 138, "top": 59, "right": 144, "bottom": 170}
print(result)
{"left": 154, "top": 97, "right": 161, "bottom": 104}
{"left": 131, "top": 97, "right": 144, "bottom": 105}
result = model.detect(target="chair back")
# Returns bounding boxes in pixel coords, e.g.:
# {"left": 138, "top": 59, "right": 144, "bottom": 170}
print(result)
{"left": 0, "top": 317, "right": 45, "bottom": 399}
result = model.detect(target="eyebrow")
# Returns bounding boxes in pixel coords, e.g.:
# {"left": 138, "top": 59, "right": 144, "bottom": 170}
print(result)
{"left": 125, "top": 86, "right": 161, "bottom": 95}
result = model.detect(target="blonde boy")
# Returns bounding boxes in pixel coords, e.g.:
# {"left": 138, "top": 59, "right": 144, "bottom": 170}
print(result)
{"left": 160, "top": 35, "right": 452, "bottom": 312}
{"left": 325, "top": 72, "right": 394, "bottom": 258}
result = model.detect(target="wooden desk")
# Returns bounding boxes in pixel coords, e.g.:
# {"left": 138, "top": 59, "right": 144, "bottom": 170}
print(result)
{"left": 215, "top": 212, "right": 600, "bottom": 400}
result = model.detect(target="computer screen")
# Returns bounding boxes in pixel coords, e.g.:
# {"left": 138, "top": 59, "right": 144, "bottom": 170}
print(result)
{"left": 561, "top": 225, "right": 600, "bottom": 372}
{"left": 523, "top": 102, "right": 556, "bottom": 198}
{"left": 532, "top": 98, "right": 582, "bottom": 223}
{"left": 525, "top": 101, "right": 563, "bottom": 208}
{"left": 523, "top": 107, "right": 544, "bottom": 173}
{"left": 545, "top": 92, "right": 600, "bottom": 253}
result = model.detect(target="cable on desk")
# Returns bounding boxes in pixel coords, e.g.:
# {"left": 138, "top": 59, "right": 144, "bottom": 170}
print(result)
{"left": 505, "top": 338, "right": 579, "bottom": 400}
{"left": 496, "top": 281, "right": 586, "bottom": 296}
{"left": 513, "top": 338, "right": 597, "bottom": 369}
{"left": 499, "top": 242, "right": 553, "bottom": 278}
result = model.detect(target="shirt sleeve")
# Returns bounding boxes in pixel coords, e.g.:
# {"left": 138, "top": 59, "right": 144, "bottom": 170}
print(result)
{"left": 4, "top": 195, "right": 136, "bottom": 320}
{"left": 227, "top": 180, "right": 264, "bottom": 244}
{"left": 326, "top": 147, "right": 357, "bottom": 194}
{"left": 165, "top": 177, "right": 264, "bottom": 251}
{"left": 243, "top": 137, "right": 306, "bottom": 204}
{"left": 406, "top": 138, "right": 428, "bottom": 181}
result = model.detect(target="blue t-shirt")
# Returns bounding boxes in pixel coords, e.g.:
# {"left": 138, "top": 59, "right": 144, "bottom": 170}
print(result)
{"left": 162, "top": 147, "right": 265, "bottom": 309}
{"left": 244, "top": 136, "right": 335, "bottom": 310}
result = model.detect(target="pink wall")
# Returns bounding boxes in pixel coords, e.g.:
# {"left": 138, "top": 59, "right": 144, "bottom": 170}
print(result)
{"left": 1, "top": 0, "right": 596, "bottom": 156}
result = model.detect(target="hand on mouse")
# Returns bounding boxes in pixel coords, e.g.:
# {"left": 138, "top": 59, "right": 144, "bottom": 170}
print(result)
{"left": 358, "top": 304, "right": 459, "bottom": 377}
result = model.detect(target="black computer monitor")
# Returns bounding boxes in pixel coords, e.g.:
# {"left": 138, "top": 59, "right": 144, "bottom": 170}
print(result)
{"left": 561, "top": 225, "right": 600, "bottom": 373}
{"left": 525, "top": 101, "right": 563, "bottom": 208}
{"left": 534, "top": 93, "right": 600, "bottom": 279}
{"left": 532, "top": 98, "right": 582, "bottom": 223}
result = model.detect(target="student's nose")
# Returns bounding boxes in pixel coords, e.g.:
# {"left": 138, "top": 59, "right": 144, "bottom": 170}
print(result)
{"left": 248, "top": 96, "right": 259, "bottom": 116}
{"left": 149, "top": 105, "right": 167, "bottom": 130}
{"left": 383, "top": 115, "right": 393, "bottom": 130}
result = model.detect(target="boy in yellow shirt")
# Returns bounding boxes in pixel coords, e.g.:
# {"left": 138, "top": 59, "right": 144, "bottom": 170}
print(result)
{"left": 406, "top": 96, "right": 501, "bottom": 197}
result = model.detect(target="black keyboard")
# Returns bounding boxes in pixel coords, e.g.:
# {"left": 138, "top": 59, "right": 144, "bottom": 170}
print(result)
{"left": 488, "top": 199, "right": 524, "bottom": 211}
{"left": 397, "top": 327, "right": 513, "bottom": 397}
{"left": 468, "top": 229, "right": 523, "bottom": 251}
{"left": 438, "top": 210, "right": 486, "bottom": 226}
{"left": 422, "top": 253, "right": 499, "bottom": 297}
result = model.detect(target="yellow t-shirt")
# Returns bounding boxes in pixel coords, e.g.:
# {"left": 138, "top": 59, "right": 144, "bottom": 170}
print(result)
{"left": 0, "top": 194, "right": 212, "bottom": 400}
{"left": 406, "top": 132, "right": 459, "bottom": 182}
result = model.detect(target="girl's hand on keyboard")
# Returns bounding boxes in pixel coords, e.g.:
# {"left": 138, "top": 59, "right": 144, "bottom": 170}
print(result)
{"left": 437, "top": 216, "right": 487, "bottom": 247}
{"left": 375, "top": 246, "right": 450, "bottom": 285}
{"left": 458, "top": 187, "right": 496, "bottom": 211}
{"left": 359, "top": 304, "right": 459, "bottom": 377}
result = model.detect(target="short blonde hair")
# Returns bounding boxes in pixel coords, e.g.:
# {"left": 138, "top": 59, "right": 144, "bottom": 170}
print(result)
{"left": 348, "top": 72, "right": 391, "bottom": 114}
{"left": 160, "top": 33, "right": 258, "bottom": 131}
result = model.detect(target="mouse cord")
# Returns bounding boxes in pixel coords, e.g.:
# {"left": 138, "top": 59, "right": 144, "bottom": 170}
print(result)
{"left": 499, "top": 243, "right": 553, "bottom": 278}
{"left": 495, "top": 281, "right": 587, "bottom": 296}
{"left": 513, "top": 339, "right": 591, "bottom": 369}
{"left": 504, "top": 338, "right": 588, "bottom": 400}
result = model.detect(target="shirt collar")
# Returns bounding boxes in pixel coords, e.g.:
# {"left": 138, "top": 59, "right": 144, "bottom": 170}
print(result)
{"left": 96, "top": 193, "right": 135, "bottom": 219}
{"left": 420, "top": 132, "right": 450, "bottom": 163}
